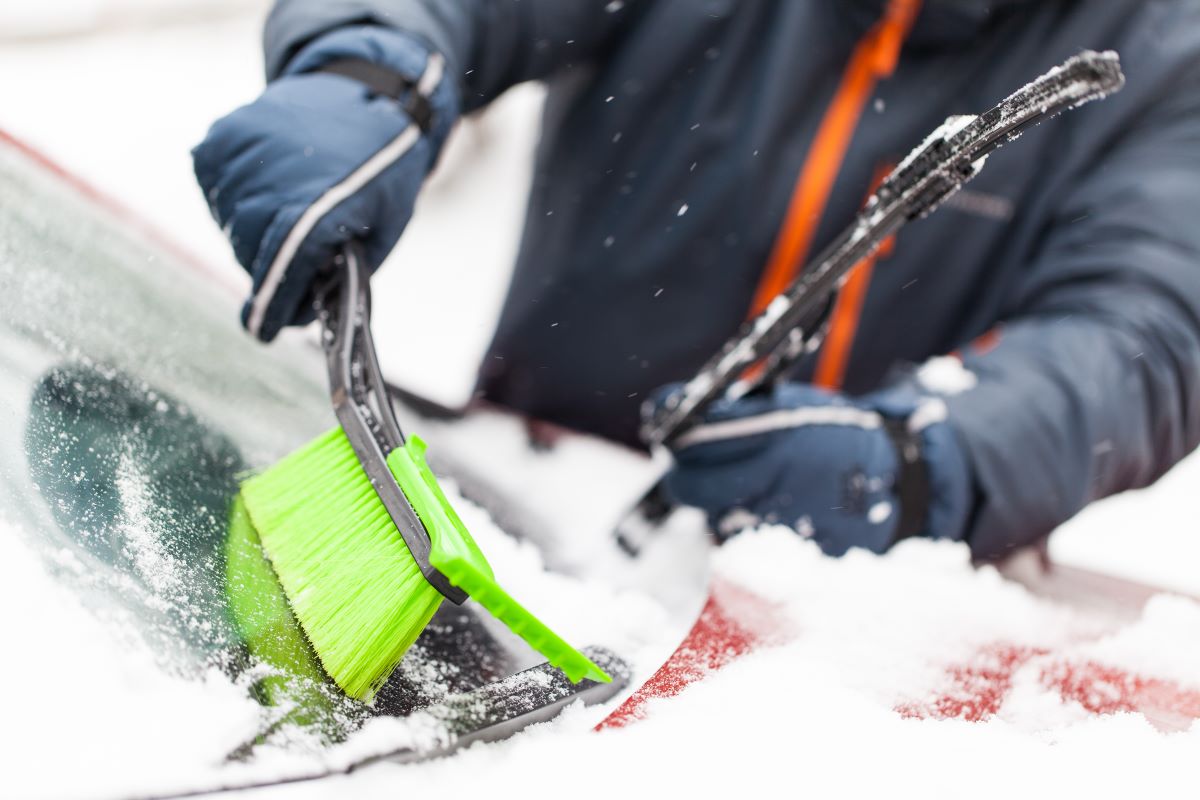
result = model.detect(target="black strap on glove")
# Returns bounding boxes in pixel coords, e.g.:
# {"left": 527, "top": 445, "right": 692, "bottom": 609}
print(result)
{"left": 882, "top": 417, "right": 931, "bottom": 545}
{"left": 317, "top": 58, "right": 434, "bottom": 132}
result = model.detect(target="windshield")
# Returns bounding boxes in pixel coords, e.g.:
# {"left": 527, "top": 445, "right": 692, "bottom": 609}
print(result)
{"left": 0, "top": 141, "right": 374, "bottom": 742}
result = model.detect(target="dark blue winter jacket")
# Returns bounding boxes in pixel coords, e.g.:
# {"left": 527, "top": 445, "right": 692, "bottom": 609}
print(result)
{"left": 263, "top": 0, "right": 1200, "bottom": 560}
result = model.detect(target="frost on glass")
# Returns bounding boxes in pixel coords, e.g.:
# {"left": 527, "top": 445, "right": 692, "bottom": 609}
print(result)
{"left": 0, "top": 147, "right": 495, "bottom": 748}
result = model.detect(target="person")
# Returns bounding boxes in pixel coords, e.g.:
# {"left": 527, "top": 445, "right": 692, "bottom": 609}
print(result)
{"left": 193, "top": 0, "right": 1200, "bottom": 562}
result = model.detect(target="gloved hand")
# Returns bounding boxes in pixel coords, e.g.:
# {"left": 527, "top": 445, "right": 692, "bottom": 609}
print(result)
{"left": 193, "top": 25, "right": 459, "bottom": 341}
{"left": 655, "top": 382, "right": 974, "bottom": 556}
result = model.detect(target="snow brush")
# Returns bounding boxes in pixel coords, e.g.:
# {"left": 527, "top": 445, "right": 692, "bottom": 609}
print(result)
{"left": 238, "top": 242, "right": 609, "bottom": 701}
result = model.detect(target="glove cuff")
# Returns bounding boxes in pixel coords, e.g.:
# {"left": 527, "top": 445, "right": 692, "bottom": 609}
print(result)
{"left": 881, "top": 415, "right": 931, "bottom": 543}
{"left": 911, "top": 403, "right": 974, "bottom": 543}
{"left": 867, "top": 390, "right": 973, "bottom": 545}
{"left": 283, "top": 25, "right": 460, "bottom": 148}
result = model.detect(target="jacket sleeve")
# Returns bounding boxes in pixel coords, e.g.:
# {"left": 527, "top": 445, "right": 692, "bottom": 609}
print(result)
{"left": 943, "top": 51, "right": 1200, "bottom": 561}
{"left": 264, "top": 0, "right": 641, "bottom": 111}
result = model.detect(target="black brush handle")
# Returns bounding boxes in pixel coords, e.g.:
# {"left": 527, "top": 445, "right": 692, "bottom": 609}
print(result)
{"left": 314, "top": 242, "right": 468, "bottom": 604}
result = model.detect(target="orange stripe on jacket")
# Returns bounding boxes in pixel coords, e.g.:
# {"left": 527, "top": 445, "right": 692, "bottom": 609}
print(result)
{"left": 747, "top": 0, "right": 922, "bottom": 323}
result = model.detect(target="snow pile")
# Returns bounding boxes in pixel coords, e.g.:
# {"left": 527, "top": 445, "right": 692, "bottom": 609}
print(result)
{"left": 711, "top": 530, "right": 1200, "bottom": 729}
{"left": 450, "top": 490, "right": 682, "bottom": 667}
{"left": 0, "top": 520, "right": 260, "bottom": 800}
{"left": 5, "top": 448, "right": 1200, "bottom": 799}
{"left": 259, "top": 528, "right": 1200, "bottom": 800}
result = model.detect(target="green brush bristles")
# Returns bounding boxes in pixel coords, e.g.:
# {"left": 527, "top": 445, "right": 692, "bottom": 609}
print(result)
{"left": 239, "top": 426, "right": 610, "bottom": 703}
{"left": 239, "top": 428, "right": 443, "bottom": 702}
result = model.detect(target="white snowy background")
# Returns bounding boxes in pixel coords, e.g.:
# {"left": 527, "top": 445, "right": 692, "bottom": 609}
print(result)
{"left": 2, "top": 3, "right": 1200, "bottom": 799}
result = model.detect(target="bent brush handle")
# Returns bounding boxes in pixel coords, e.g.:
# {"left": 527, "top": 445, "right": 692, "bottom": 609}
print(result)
{"left": 313, "top": 241, "right": 468, "bottom": 604}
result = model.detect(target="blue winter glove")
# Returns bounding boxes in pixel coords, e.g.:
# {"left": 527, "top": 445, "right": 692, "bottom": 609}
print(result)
{"left": 656, "top": 383, "right": 974, "bottom": 556}
{"left": 192, "top": 25, "right": 459, "bottom": 341}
